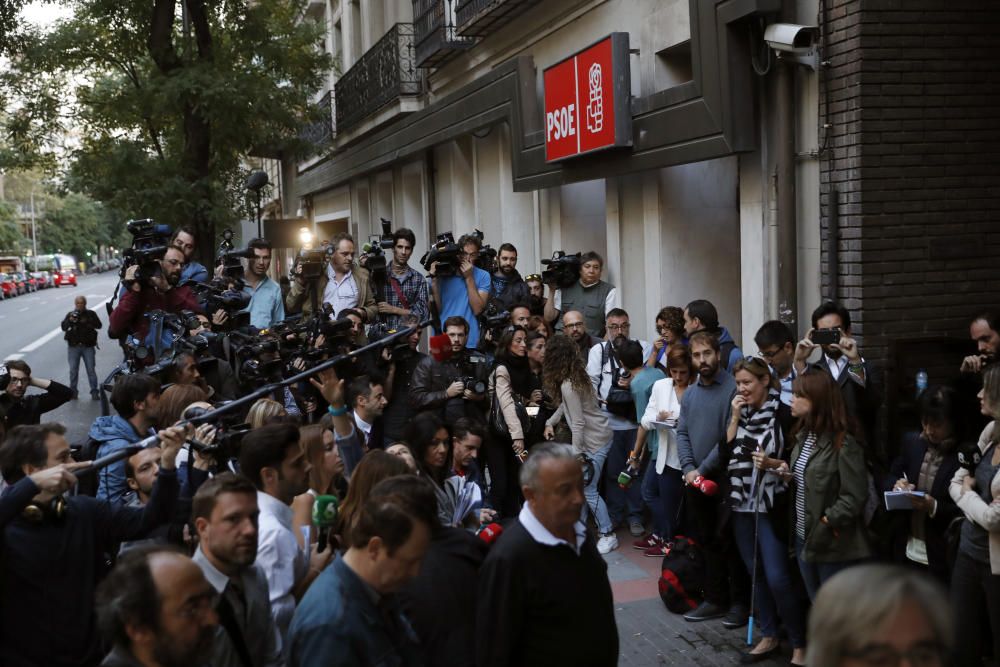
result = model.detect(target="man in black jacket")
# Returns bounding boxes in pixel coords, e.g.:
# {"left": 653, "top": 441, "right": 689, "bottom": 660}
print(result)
{"left": 0, "top": 359, "right": 73, "bottom": 428}
{"left": 0, "top": 421, "right": 188, "bottom": 667}
{"left": 410, "top": 316, "right": 488, "bottom": 425}
{"left": 63, "top": 295, "right": 103, "bottom": 400}
{"left": 488, "top": 243, "right": 530, "bottom": 311}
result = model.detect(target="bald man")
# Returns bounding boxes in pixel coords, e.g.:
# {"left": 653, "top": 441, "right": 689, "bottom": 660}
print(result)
{"left": 61, "top": 295, "right": 102, "bottom": 400}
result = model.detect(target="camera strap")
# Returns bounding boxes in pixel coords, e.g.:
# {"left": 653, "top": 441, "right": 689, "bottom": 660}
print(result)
{"left": 388, "top": 274, "right": 411, "bottom": 310}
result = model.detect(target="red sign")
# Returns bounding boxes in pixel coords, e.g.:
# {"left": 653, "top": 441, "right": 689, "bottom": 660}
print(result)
{"left": 543, "top": 33, "right": 631, "bottom": 162}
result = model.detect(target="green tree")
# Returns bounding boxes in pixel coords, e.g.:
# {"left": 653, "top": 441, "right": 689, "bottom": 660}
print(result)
{"left": 2, "top": 0, "right": 332, "bottom": 264}
{"left": 0, "top": 201, "right": 25, "bottom": 254}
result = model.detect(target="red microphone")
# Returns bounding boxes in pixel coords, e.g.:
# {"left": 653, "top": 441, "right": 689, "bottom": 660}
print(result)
{"left": 477, "top": 522, "right": 503, "bottom": 545}
{"left": 691, "top": 475, "right": 719, "bottom": 496}
{"left": 429, "top": 333, "right": 453, "bottom": 362}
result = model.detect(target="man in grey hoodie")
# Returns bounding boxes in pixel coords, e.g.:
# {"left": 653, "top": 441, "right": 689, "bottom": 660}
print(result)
{"left": 89, "top": 373, "right": 161, "bottom": 504}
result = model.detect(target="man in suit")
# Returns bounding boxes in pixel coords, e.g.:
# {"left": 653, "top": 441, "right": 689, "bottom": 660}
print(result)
{"left": 347, "top": 374, "right": 388, "bottom": 452}
{"left": 285, "top": 233, "right": 378, "bottom": 322}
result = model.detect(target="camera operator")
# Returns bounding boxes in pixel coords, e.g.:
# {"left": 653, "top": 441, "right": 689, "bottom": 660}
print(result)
{"left": 489, "top": 243, "right": 530, "bottom": 311}
{"left": 241, "top": 237, "right": 285, "bottom": 330}
{"left": 545, "top": 250, "right": 618, "bottom": 338}
{"left": 381, "top": 316, "right": 427, "bottom": 445}
{"left": 0, "top": 421, "right": 189, "bottom": 667}
{"left": 430, "top": 233, "right": 491, "bottom": 348}
{"left": 62, "top": 295, "right": 103, "bottom": 400}
{"left": 411, "top": 316, "right": 489, "bottom": 425}
{"left": 172, "top": 225, "right": 210, "bottom": 284}
{"left": 377, "top": 227, "right": 429, "bottom": 331}
{"left": 286, "top": 233, "right": 378, "bottom": 322}
{"left": 0, "top": 360, "right": 73, "bottom": 428}
{"left": 110, "top": 245, "right": 202, "bottom": 348}
{"left": 184, "top": 314, "right": 240, "bottom": 401}
{"left": 88, "top": 373, "right": 161, "bottom": 504}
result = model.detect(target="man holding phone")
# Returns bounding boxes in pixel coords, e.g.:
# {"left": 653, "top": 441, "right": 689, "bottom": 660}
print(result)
{"left": 793, "top": 301, "right": 881, "bottom": 460}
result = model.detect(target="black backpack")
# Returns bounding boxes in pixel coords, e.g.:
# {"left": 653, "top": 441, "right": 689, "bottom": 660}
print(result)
{"left": 71, "top": 437, "right": 102, "bottom": 497}
{"left": 657, "top": 536, "right": 705, "bottom": 614}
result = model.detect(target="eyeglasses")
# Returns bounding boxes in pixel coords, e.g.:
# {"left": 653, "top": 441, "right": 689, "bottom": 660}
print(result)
{"left": 655, "top": 325, "right": 676, "bottom": 334}
{"left": 8, "top": 376, "right": 29, "bottom": 385}
{"left": 842, "top": 641, "right": 945, "bottom": 667}
{"left": 564, "top": 322, "right": 585, "bottom": 330}
{"left": 757, "top": 348, "right": 783, "bottom": 361}
{"left": 606, "top": 323, "right": 630, "bottom": 333}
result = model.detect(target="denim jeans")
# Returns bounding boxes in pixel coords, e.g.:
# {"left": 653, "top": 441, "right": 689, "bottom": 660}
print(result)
{"left": 603, "top": 427, "right": 643, "bottom": 526}
{"left": 581, "top": 439, "right": 614, "bottom": 535}
{"left": 795, "top": 536, "right": 860, "bottom": 600}
{"left": 732, "top": 512, "right": 806, "bottom": 647}
{"left": 68, "top": 345, "right": 98, "bottom": 393}
{"left": 640, "top": 462, "right": 684, "bottom": 540}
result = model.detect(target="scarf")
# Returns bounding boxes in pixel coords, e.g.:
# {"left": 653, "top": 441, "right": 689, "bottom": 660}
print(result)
{"left": 728, "top": 388, "right": 785, "bottom": 512}
{"left": 498, "top": 353, "right": 537, "bottom": 399}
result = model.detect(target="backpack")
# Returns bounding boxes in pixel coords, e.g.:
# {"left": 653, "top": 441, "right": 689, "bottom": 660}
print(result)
{"left": 657, "top": 536, "right": 705, "bottom": 614}
{"left": 71, "top": 437, "right": 102, "bottom": 497}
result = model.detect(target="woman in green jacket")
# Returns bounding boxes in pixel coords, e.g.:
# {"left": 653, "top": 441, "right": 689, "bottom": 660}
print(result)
{"left": 780, "top": 371, "right": 870, "bottom": 599}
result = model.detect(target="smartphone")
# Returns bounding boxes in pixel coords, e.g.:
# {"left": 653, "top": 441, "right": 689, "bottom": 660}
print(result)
{"left": 810, "top": 328, "right": 841, "bottom": 345}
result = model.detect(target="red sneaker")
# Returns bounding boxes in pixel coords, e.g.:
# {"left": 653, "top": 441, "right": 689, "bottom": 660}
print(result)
{"left": 644, "top": 541, "right": 674, "bottom": 557}
{"left": 632, "top": 534, "right": 662, "bottom": 550}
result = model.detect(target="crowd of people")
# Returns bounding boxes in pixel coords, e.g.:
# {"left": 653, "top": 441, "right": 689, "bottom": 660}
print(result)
{"left": 0, "top": 221, "right": 995, "bottom": 666}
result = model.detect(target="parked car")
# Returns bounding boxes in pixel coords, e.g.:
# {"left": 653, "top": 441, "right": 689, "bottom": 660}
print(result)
{"left": 29, "top": 271, "right": 50, "bottom": 289}
{"left": 10, "top": 272, "right": 27, "bottom": 295}
{"left": 0, "top": 273, "right": 16, "bottom": 298}
{"left": 54, "top": 269, "right": 77, "bottom": 287}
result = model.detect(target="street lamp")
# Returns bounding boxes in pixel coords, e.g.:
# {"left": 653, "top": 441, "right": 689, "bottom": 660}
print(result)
{"left": 246, "top": 170, "right": 269, "bottom": 239}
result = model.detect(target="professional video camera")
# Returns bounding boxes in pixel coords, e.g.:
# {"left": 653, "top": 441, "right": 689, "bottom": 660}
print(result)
{"left": 184, "top": 279, "right": 251, "bottom": 331}
{"left": 481, "top": 303, "right": 511, "bottom": 342}
{"left": 541, "top": 250, "right": 583, "bottom": 288}
{"left": 361, "top": 218, "right": 395, "bottom": 288}
{"left": 120, "top": 218, "right": 173, "bottom": 287}
{"left": 457, "top": 349, "right": 490, "bottom": 395}
{"left": 420, "top": 231, "right": 462, "bottom": 277}
{"left": 367, "top": 322, "right": 414, "bottom": 363}
{"left": 182, "top": 403, "right": 253, "bottom": 462}
{"left": 217, "top": 229, "right": 254, "bottom": 282}
{"left": 472, "top": 229, "right": 498, "bottom": 274}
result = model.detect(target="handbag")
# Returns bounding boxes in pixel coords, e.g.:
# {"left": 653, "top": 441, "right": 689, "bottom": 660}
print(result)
{"left": 489, "top": 369, "right": 531, "bottom": 439}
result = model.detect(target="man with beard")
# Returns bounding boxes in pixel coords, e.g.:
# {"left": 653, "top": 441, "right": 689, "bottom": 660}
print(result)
{"left": 488, "top": 244, "right": 530, "bottom": 311}
{"left": 192, "top": 473, "right": 283, "bottom": 667}
{"left": 0, "top": 360, "right": 72, "bottom": 428}
{"left": 411, "top": 316, "right": 489, "bottom": 425}
{"left": 239, "top": 423, "right": 332, "bottom": 646}
{"left": 109, "top": 245, "right": 202, "bottom": 350}
{"left": 676, "top": 331, "right": 749, "bottom": 626}
{"left": 562, "top": 310, "right": 601, "bottom": 362}
{"left": 962, "top": 310, "right": 999, "bottom": 373}
{"left": 95, "top": 546, "right": 218, "bottom": 667}
{"left": 376, "top": 227, "right": 429, "bottom": 331}
{"left": 171, "top": 225, "right": 210, "bottom": 284}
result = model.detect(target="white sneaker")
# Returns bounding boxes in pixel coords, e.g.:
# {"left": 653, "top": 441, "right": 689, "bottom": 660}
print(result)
{"left": 596, "top": 533, "right": 619, "bottom": 554}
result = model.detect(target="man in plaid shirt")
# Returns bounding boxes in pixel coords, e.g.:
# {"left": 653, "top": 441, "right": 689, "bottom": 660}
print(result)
{"left": 376, "top": 227, "right": 430, "bottom": 331}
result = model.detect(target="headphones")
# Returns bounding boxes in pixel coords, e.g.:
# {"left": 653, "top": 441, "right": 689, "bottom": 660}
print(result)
{"left": 22, "top": 495, "right": 67, "bottom": 523}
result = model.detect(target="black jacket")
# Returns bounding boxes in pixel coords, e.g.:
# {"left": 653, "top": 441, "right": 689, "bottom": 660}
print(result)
{"left": 805, "top": 356, "right": 883, "bottom": 465}
{"left": 62, "top": 309, "right": 102, "bottom": 347}
{"left": 489, "top": 270, "right": 530, "bottom": 311}
{"left": 1, "top": 381, "right": 73, "bottom": 428}
{"left": 886, "top": 432, "right": 962, "bottom": 581}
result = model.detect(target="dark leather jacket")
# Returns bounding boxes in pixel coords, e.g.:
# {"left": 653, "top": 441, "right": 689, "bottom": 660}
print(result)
{"left": 410, "top": 355, "right": 464, "bottom": 412}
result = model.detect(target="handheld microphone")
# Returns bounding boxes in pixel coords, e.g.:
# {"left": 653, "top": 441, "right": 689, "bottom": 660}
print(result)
{"left": 691, "top": 474, "right": 719, "bottom": 496}
{"left": 313, "top": 494, "right": 339, "bottom": 553}
{"left": 429, "top": 333, "right": 453, "bottom": 362}
{"left": 477, "top": 522, "right": 503, "bottom": 545}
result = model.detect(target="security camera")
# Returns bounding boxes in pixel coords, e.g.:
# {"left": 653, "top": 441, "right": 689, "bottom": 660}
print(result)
{"left": 763, "top": 23, "right": 819, "bottom": 69}
{"left": 763, "top": 23, "right": 818, "bottom": 52}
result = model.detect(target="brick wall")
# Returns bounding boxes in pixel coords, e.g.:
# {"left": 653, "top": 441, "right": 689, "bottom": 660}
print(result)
{"left": 820, "top": 1, "right": 1000, "bottom": 379}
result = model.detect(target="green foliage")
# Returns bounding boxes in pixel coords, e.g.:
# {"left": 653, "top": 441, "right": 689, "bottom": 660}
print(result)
{"left": 2, "top": 0, "right": 333, "bottom": 262}
{"left": 0, "top": 201, "right": 25, "bottom": 254}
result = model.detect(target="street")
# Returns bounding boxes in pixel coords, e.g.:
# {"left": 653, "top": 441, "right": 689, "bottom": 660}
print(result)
{"left": 1, "top": 272, "right": 123, "bottom": 442}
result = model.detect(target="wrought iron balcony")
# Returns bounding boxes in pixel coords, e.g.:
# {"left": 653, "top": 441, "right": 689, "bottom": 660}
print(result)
{"left": 300, "top": 90, "right": 335, "bottom": 148}
{"left": 413, "top": 0, "right": 475, "bottom": 69}
{"left": 455, "top": 0, "right": 542, "bottom": 37}
{"left": 335, "top": 24, "right": 420, "bottom": 134}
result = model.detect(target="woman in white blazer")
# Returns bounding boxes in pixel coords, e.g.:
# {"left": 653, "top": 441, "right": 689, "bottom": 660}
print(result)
{"left": 949, "top": 363, "right": 1000, "bottom": 665}
{"left": 632, "top": 344, "right": 695, "bottom": 556}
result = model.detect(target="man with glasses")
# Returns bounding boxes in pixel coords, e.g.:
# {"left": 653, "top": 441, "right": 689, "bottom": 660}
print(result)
{"left": 430, "top": 233, "right": 491, "bottom": 348}
{"left": 753, "top": 320, "right": 796, "bottom": 406}
{"left": 0, "top": 360, "right": 73, "bottom": 428}
{"left": 375, "top": 227, "right": 429, "bottom": 331}
{"left": 110, "top": 245, "right": 202, "bottom": 350}
{"left": 587, "top": 308, "right": 652, "bottom": 537}
{"left": 563, "top": 310, "right": 601, "bottom": 362}
{"left": 286, "top": 232, "right": 378, "bottom": 323}
{"left": 241, "top": 238, "right": 284, "bottom": 330}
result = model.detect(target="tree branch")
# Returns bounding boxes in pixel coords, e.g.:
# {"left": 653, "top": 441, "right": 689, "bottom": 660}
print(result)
{"left": 148, "top": 0, "right": 180, "bottom": 73}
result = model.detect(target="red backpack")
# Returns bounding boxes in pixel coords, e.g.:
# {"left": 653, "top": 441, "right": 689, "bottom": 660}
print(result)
{"left": 657, "top": 536, "right": 705, "bottom": 613}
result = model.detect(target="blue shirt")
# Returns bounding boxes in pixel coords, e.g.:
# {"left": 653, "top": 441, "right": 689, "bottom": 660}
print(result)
{"left": 437, "top": 267, "right": 491, "bottom": 347}
{"left": 181, "top": 261, "right": 209, "bottom": 284}
{"left": 242, "top": 276, "right": 285, "bottom": 329}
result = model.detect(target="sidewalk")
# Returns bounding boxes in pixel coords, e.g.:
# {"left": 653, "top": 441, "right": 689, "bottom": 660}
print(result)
{"left": 605, "top": 526, "right": 787, "bottom": 666}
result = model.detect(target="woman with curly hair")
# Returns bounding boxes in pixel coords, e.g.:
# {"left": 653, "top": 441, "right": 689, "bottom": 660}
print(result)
{"left": 647, "top": 306, "right": 686, "bottom": 372}
{"left": 541, "top": 334, "right": 618, "bottom": 554}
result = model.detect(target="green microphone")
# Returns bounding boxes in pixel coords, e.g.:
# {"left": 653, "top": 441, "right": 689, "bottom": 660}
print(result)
{"left": 313, "top": 494, "right": 339, "bottom": 553}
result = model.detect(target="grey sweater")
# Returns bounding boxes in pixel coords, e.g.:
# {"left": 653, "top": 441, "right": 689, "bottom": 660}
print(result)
{"left": 546, "top": 379, "right": 612, "bottom": 455}
{"left": 676, "top": 370, "right": 737, "bottom": 475}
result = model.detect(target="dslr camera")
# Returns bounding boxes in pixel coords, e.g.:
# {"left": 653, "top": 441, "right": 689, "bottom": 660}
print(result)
{"left": 541, "top": 251, "right": 583, "bottom": 288}
{"left": 420, "top": 232, "right": 462, "bottom": 277}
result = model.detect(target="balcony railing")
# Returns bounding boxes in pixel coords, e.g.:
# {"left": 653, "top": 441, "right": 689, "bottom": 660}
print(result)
{"left": 300, "top": 90, "right": 335, "bottom": 148}
{"left": 455, "top": 0, "right": 542, "bottom": 36}
{"left": 335, "top": 24, "right": 420, "bottom": 133}
{"left": 413, "top": 0, "right": 475, "bottom": 69}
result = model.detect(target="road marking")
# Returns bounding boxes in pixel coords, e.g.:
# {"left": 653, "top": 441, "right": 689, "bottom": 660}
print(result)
{"left": 86, "top": 294, "right": 104, "bottom": 299}
{"left": 18, "top": 307, "right": 28, "bottom": 312}
{"left": 4, "top": 354, "right": 24, "bottom": 361}
{"left": 18, "top": 295, "right": 112, "bottom": 353}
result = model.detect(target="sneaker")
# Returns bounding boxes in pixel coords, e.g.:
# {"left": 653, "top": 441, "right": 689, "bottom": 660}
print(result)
{"left": 629, "top": 520, "right": 645, "bottom": 537}
{"left": 70, "top": 390, "right": 79, "bottom": 400}
{"left": 596, "top": 533, "right": 619, "bottom": 554}
{"left": 91, "top": 390, "right": 100, "bottom": 400}
{"left": 643, "top": 542, "right": 674, "bottom": 557}
{"left": 632, "top": 534, "right": 662, "bottom": 550}
{"left": 683, "top": 601, "right": 728, "bottom": 622}
{"left": 722, "top": 604, "right": 749, "bottom": 629}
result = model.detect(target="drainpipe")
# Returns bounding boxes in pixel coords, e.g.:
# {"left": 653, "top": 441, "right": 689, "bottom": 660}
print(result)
{"left": 827, "top": 187, "right": 839, "bottom": 300}
{"left": 774, "top": 0, "right": 798, "bottom": 331}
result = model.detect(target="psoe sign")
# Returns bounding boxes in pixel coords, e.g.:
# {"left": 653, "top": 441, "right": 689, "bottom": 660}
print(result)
{"left": 543, "top": 33, "right": 632, "bottom": 162}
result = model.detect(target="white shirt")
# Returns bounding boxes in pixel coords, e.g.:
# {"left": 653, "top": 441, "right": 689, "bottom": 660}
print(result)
{"left": 323, "top": 263, "right": 359, "bottom": 316}
{"left": 824, "top": 353, "right": 866, "bottom": 387}
{"left": 519, "top": 504, "right": 587, "bottom": 555}
{"left": 256, "top": 491, "right": 308, "bottom": 646}
{"left": 640, "top": 377, "right": 684, "bottom": 472}
{"left": 586, "top": 339, "right": 654, "bottom": 430}
{"left": 353, "top": 412, "right": 373, "bottom": 443}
